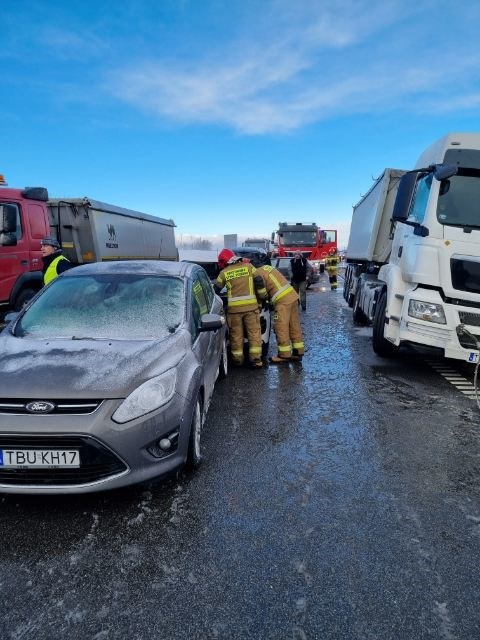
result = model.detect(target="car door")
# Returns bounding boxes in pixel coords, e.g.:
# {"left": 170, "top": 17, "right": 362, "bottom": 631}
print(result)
{"left": 190, "top": 273, "right": 218, "bottom": 401}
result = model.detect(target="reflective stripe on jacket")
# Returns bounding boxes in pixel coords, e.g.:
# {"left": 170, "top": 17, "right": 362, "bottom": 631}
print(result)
{"left": 44, "top": 255, "right": 69, "bottom": 285}
{"left": 215, "top": 262, "right": 261, "bottom": 313}
{"left": 257, "top": 265, "right": 298, "bottom": 306}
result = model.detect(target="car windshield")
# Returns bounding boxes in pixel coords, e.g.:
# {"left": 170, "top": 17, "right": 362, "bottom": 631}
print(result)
{"left": 15, "top": 274, "right": 184, "bottom": 340}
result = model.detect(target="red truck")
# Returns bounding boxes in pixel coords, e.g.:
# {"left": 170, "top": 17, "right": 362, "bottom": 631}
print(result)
{"left": 0, "top": 175, "right": 177, "bottom": 312}
{"left": 273, "top": 222, "right": 337, "bottom": 272}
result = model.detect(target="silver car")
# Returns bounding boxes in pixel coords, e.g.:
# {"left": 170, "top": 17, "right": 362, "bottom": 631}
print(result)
{"left": 0, "top": 261, "right": 228, "bottom": 494}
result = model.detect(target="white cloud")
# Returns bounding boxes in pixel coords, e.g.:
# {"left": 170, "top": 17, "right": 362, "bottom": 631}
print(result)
{"left": 105, "top": 1, "right": 480, "bottom": 134}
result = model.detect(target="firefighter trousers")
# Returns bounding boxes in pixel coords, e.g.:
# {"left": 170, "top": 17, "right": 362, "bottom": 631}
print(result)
{"left": 273, "top": 299, "right": 305, "bottom": 359}
{"left": 327, "top": 269, "right": 338, "bottom": 290}
{"left": 227, "top": 309, "right": 262, "bottom": 365}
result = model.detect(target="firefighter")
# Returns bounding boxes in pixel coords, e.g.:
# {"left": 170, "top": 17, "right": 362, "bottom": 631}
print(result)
{"left": 214, "top": 248, "right": 266, "bottom": 368}
{"left": 256, "top": 264, "right": 305, "bottom": 363}
{"left": 325, "top": 250, "right": 339, "bottom": 291}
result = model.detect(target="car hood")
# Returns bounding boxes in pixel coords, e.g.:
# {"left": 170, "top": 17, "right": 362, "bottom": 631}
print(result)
{"left": 0, "top": 330, "right": 191, "bottom": 399}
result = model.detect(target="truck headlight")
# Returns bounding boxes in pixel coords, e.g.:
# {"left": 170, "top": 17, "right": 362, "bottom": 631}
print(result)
{"left": 112, "top": 369, "right": 177, "bottom": 424}
{"left": 408, "top": 300, "right": 446, "bottom": 324}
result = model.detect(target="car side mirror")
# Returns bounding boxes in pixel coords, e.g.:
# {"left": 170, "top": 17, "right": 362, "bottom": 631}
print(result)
{"left": 199, "top": 313, "right": 225, "bottom": 332}
{"left": 0, "top": 203, "right": 17, "bottom": 235}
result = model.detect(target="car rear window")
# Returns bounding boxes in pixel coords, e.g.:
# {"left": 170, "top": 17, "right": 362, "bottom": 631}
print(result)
{"left": 15, "top": 274, "right": 184, "bottom": 340}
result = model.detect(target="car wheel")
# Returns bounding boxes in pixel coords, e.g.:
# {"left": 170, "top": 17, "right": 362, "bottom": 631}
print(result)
{"left": 372, "top": 291, "right": 399, "bottom": 357}
{"left": 218, "top": 336, "right": 228, "bottom": 379}
{"left": 186, "top": 395, "right": 203, "bottom": 469}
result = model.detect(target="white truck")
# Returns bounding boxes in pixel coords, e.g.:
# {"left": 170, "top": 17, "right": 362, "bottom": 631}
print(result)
{"left": 344, "top": 132, "right": 480, "bottom": 363}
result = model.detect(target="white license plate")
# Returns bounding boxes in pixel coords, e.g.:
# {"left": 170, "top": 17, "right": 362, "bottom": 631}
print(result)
{"left": 0, "top": 449, "right": 80, "bottom": 468}
{"left": 468, "top": 352, "right": 480, "bottom": 364}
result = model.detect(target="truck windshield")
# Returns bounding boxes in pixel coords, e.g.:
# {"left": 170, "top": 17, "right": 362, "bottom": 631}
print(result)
{"left": 15, "top": 274, "right": 184, "bottom": 340}
{"left": 437, "top": 169, "right": 480, "bottom": 228}
{"left": 281, "top": 231, "right": 316, "bottom": 246}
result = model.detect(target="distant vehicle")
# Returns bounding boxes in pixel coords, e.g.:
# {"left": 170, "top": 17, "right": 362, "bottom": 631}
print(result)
{"left": 242, "top": 238, "right": 273, "bottom": 253}
{"left": 271, "top": 256, "right": 320, "bottom": 288}
{"left": 344, "top": 132, "right": 480, "bottom": 363}
{"left": 272, "top": 222, "right": 337, "bottom": 272}
{"left": 0, "top": 260, "right": 227, "bottom": 494}
{"left": 0, "top": 176, "right": 178, "bottom": 311}
{"left": 232, "top": 246, "right": 271, "bottom": 267}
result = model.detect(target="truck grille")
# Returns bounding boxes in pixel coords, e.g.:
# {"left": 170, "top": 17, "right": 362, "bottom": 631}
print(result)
{"left": 458, "top": 311, "right": 480, "bottom": 327}
{"left": 0, "top": 435, "right": 127, "bottom": 486}
{"left": 0, "top": 399, "right": 101, "bottom": 415}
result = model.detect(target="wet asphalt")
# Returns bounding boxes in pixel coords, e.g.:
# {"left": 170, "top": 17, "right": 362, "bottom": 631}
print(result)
{"left": 1, "top": 277, "right": 480, "bottom": 639}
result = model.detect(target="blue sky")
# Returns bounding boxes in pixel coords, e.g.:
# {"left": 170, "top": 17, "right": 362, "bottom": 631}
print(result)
{"left": 3, "top": 0, "right": 480, "bottom": 248}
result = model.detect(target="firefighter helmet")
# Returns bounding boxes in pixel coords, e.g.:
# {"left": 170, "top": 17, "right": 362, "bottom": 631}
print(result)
{"left": 218, "top": 248, "right": 239, "bottom": 269}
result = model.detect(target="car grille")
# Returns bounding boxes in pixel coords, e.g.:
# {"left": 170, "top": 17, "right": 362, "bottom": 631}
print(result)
{"left": 0, "top": 399, "right": 102, "bottom": 415}
{"left": 0, "top": 435, "right": 128, "bottom": 486}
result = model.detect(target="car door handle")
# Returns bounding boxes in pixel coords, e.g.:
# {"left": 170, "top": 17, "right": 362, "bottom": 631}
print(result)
{"left": 20, "top": 260, "right": 28, "bottom": 265}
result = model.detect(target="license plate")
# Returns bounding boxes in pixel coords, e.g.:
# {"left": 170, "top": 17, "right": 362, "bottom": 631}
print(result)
{"left": 468, "top": 352, "right": 480, "bottom": 364}
{"left": 0, "top": 449, "right": 80, "bottom": 468}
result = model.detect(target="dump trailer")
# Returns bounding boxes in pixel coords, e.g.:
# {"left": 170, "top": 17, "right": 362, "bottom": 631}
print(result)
{"left": 0, "top": 179, "right": 177, "bottom": 310}
{"left": 344, "top": 132, "right": 480, "bottom": 363}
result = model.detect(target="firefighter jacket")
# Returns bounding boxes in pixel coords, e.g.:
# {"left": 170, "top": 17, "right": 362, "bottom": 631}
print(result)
{"left": 215, "top": 261, "right": 266, "bottom": 313}
{"left": 325, "top": 255, "right": 339, "bottom": 274}
{"left": 256, "top": 265, "right": 298, "bottom": 306}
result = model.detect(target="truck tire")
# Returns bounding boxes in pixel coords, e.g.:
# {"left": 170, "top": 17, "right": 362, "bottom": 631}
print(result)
{"left": 352, "top": 293, "right": 367, "bottom": 325}
{"left": 14, "top": 287, "right": 39, "bottom": 311}
{"left": 372, "top": 291, "right": 399, "bottom": 357}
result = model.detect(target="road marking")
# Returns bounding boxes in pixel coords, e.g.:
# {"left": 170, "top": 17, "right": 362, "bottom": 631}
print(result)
{"left": 426, "top": 360, "right": 479, "bottom": 403}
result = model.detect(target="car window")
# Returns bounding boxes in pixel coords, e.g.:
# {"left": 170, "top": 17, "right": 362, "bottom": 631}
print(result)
{"left": 16, "top": 274, "right": 184, "bottom": 340}
{"left": 190, "top": 275, "right": 210, "bottom": 340}
{"left": 197, "top": 269, "right": 214, "bottom": 310}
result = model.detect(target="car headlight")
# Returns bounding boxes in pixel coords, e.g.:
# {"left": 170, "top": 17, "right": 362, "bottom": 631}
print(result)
{"left": 408, "top": 299, "right": 446, "bottom": 324}
{"left": 112, "top": 369, "right": 177, "bottom": 424}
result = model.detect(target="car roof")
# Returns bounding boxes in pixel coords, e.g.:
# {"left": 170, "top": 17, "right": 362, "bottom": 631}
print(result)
{"left": 233, "top": 246, "right": 268, "bottom": 255}
{"left": 60, "top": 260, "right": 199, "bottom": 278}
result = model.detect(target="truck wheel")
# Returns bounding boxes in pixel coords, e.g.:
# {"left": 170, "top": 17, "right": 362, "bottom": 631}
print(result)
{"left": 372, "top": 291, "right": 399, "bottom": 357}
{"left": 186, "top": 395, "right": 203, "bottom": 469}
{"left": 352, "top": 294, "right": 367, "bottom": 325}
{"left": 14, "top": 287, "right": 38, "bottom": 311}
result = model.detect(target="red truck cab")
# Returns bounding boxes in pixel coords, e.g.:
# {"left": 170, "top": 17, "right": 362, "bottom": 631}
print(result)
{"left": 0, "top": 176, "right": 50, "bottom": 310}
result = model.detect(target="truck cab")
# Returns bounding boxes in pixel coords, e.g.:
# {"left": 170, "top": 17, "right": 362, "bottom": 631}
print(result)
{"left": 0, "top": 179, "right": 50, "bottom": 310}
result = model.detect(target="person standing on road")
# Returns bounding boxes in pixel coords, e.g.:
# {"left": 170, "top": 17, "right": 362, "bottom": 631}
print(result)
{"left": 40, "top": 237, "right": 72, "bottom": 285}
{"left": 290, "top": 251, "right": 308, "bottom": 311}
{"left": 214, "top": 248, "right": 266, "bottom": 369}
{"left": 256, "top": 264, "right": 305, "bottom": 363}
{"left": 325, "top": 251, "right": 339, "bottom": 291}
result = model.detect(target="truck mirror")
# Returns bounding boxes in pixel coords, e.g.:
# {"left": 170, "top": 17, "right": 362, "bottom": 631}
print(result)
{"left": 0, "top": 203, "right": 17, "bottom": 234}
{"left": 392, "top": 172, "right": 418, "bottom": 222}
{"left": 433, "top": 164, "right": 458, "bottom": 181}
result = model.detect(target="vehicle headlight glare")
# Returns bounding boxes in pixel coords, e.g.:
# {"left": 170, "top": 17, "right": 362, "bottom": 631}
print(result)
{"left": 112, "top": 369, "right": 177, "bottom": 424}
{"left": 408, "top": 299, "right": 446, "bottom": 324}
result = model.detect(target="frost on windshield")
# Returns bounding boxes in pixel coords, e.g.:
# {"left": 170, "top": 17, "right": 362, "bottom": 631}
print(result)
{"left": 16, "top": 275, "right": 184, "bottom": 340}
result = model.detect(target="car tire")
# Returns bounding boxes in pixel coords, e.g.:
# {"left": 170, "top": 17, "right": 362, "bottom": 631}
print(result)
{"left": 14, "top": 287, "right": 38, "bottom": 311}
{"left": 218, "top": 336, "right": 228, "bottom": 379}
{"left": 372, "top": 291, "right": 399, "bottom": 357}
{"left": 186, "top": 395, "right": 203, "bottom": 469}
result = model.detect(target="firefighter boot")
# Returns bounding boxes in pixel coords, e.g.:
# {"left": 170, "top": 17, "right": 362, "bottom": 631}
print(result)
{"left": 269, "top": 355, "right": 290, "bottom": 364}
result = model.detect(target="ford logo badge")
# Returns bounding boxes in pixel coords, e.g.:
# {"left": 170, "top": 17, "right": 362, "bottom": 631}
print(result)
{"left": 25, "top": 401, "right": 56, "bottom": 414}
